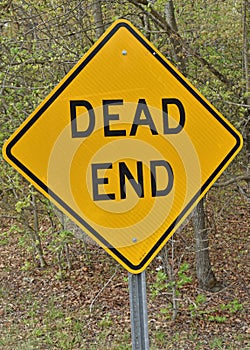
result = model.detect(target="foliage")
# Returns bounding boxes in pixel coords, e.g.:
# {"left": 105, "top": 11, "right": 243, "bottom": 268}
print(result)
{"left": 189, "top": 295, "right": 243, "bottom": 323}
{"left": 151, "top": 262, "right": 192, "bottom": 299}
{"left": 150, "top": 261, "right": 192, "bottom": 320}
{"left": 0, "top": 189, "right": 249, "bottom": 349}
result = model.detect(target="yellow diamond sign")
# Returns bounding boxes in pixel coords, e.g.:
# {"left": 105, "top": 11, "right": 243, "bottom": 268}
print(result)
{"left": 2, "top": 20, "right": 243, "bottom": 273}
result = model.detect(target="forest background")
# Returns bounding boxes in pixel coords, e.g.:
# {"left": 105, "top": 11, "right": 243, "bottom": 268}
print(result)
{"left": 0, "top": 0, "right": 249, "bottom": 349}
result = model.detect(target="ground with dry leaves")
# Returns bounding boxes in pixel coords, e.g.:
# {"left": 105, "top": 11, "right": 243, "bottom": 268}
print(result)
{"left": 0, "top": 187, "right": 249, "bottom": 349}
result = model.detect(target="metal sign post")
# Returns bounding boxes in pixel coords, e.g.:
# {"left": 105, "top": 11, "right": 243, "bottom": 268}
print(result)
{"left": 129, "top": 271, "right": 149, "bottom": 350}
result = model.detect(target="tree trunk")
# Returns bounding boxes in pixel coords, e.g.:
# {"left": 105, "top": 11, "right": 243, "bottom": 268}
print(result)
{"left": 165, "top": 0, "right": 220, "bottom": 292}
{"left": 165, "top": 0, "right": 186, "bottom": 74}
{"left": 31, "top": 192, "right": 47, "bottom": 268}
{"left": 92, "top": 0, "right": 105, "bottom": 39}
{"left": 193, "top": 198, "right": 222, "bottom": 292}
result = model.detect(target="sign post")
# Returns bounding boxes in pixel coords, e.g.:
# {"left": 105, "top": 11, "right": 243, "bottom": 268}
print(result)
{"left": 129, "top": 272, "right": 149, "bottom": 350}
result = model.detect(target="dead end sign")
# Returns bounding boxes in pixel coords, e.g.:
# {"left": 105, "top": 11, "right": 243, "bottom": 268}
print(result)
{"left": 2, "top": 20, "right": 243, "bottom": 273}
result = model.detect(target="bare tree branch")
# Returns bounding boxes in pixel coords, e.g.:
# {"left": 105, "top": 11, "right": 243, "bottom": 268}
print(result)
{"left": 213, "top": 175, "right": 250, "bottom": 187}
{"left": 224, "top": 101, "right": 250, "bottom": 109}
{"left": 128, "top": 0, "right": 233, "bottom": 87}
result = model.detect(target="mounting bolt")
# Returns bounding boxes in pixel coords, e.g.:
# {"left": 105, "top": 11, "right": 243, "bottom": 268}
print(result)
{"left": 132, "top": 237, "right": 137, "bottom": 243}
{"left": 122, "top": 49, "right": 127, "bottom": 55}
